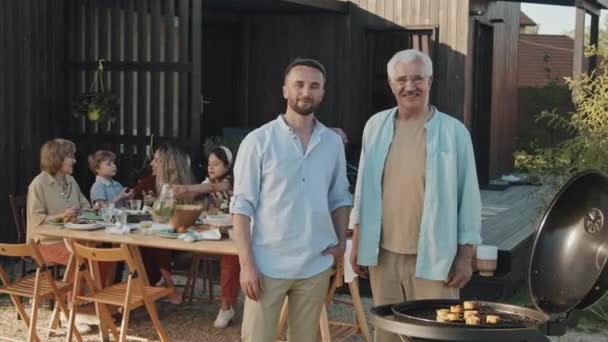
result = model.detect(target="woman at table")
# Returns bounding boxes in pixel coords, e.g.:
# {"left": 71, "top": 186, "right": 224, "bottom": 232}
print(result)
{"left": 26, "top": 138, "right": 92, "bottom": 264}
{"left": 140, "top": 143, "right": 196, "bottom": 304}
{"left": 173, "top": 146, "right": 237, "bottom": 328}
{"left": 26, "top": 139, "right": 111, "bottom": 332}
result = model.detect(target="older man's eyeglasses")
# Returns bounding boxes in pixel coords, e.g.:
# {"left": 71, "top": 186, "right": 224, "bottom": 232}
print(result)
{"left": 393, "top": 75, "right": 427, "bottom": 86}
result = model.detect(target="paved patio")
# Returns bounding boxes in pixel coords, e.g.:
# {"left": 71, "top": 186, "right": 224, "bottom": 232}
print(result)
{"left": 1, "top": 289, "right": 606, "bottom": 341}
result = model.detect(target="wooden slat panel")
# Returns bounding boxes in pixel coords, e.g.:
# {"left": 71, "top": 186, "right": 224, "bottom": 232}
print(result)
{"left": 164, "top": 0, "right": 175, "bottom": 137}
{"left": 190, "top": 0, "right": 202, "bottom": 168}
{"left": 150, "top": 0, "right": 161, "bottom": 137}
{"left": 0, "top": 1, "right": 6, "bottom": 219}
{"left": 137, "top": 0, "right": 148, "bottom": 136}
{"left": 420, "top": 0, "right": 429, "bottom": 25}
{"left": 70, "top": 61, "right": 191, "bottom": 72}
{"left": 394, "top": 0, "right": 402, "bottom": 26}
{"left": 84, "top": 0, "right": 96, "bottom": 134}
{"left": 178, "top": 0, "right": 189, "bottom": 138}
{"left": 384, "top": 0, "right": 393, "bottom": 23}
{"left": 377, "top": 0, "right": 384, "bottom": 20}
{"left": 111, "top": 0, "right": 122, "bottom": 135}
{"left": 135, "top": 0, "right": 148, "bottom": 175}
{"left": 124, "top": 0, "right": 135, "bottom": 137}
{"left": 1, "top": 0, "right": 68, "bottom": 242}
{"left": 412, "top": 0, "right": 420, "bottom": 25}
{"left": 97, "top": 0, "right": 109, "bottom": 134}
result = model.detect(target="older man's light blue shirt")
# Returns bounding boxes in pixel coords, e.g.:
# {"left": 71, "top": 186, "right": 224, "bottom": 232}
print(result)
{"left": 231, "top": 115, "right": 352, "bottom": 279}
{"left": 350, "top": 107, "right": 482, "bottom": 281}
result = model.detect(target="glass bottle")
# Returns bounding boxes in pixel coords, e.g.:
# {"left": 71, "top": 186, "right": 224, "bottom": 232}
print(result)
{"left": 152, "top": 184, "right": 175, "bottom": 223}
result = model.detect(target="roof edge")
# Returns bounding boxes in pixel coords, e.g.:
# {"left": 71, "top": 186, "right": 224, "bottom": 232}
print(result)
{"left": 280, "top": 0, "right": 347, "bottom": 13}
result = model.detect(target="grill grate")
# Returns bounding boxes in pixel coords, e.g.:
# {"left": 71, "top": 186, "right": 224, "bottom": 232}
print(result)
{"left": 394, "top": 303, "right": 543, "bottom": 329}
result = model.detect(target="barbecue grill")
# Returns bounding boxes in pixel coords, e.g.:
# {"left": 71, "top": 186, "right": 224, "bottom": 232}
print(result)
{"left": 372, "top": 170, "right": 608, "bottom": 341}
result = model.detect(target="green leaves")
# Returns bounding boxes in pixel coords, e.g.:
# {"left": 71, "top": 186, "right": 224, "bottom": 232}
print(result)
{"left": 515, "top": 47, "right": 608, "bottom": 185}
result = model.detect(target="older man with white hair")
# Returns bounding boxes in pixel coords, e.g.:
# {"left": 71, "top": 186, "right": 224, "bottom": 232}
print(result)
{"left": 349, "top": 49, "right": 482, "bottom": 341}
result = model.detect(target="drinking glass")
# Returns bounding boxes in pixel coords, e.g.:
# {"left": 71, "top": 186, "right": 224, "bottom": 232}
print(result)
{"left": 128, "top": 199, "right": 142, "bottom": 211}
{"left": 101, "top": 205, "right": 115, "bottom": 225}
{"left": 115, "top": 209, "right": 128, "bottom": 228}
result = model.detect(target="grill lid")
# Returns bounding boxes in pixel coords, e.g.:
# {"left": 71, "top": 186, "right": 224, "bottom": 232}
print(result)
{"left": 528, "top": 170, "right": 608, "bottom": 315}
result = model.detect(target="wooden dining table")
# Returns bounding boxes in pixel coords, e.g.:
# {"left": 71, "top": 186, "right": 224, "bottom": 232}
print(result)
{"left": 35, "top": 223, "right": 237, "bottom": 341}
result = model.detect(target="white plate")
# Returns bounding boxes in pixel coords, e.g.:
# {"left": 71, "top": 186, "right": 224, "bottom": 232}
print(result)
{"left": 204, "top": 214, "right": 232, "bottom": 227}
{"left": 124, "top": 209, "right": 146, "bottom": 215}
{"left": 64, "top": 222, "right": 105, "bottom": 230}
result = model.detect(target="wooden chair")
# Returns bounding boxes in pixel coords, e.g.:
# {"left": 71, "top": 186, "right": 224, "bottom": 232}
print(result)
{"left": 181, "top": 253, "right": 219, "bottom": 304}
{"left": 9, "top": 194, "right": 61, "bottom": 281}
{"left": 66, "top": 241, "right": 173, "bottom": 342}
{"left": 276, "top": 257, "right": 371, "bottom": 342}
{"left": 0, "top": 243, "right": 82, "bottom": 342}
{"left": 9, "top": 194, "right": 29, "bottom": 277}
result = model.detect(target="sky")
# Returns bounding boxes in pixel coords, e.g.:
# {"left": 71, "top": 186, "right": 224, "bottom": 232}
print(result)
{"left": 521, "top": 4, "right": 606, "bottom": 35}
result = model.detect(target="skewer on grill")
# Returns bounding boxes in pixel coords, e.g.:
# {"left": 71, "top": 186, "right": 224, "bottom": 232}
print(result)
{"left": 486, "top": 315, "right": 501, "bottom": 324}
{"left": 446, "top": 313, "right": 461, "bottom": 321}
{"left": 465, "top": 316, "right": 481, "bottom": 325}
{"left": 463, "top": 301, "right": 478, "bottom": 310}
{"left": 463, "top": 310, "right": 479, "bottom": 318}
{"left": 450, "top": 305, "right": 464, "bottom": 313}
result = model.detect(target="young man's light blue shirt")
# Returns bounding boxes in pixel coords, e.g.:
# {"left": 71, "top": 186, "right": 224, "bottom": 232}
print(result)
{"left": 231, "top": 115, "right": 352, "bottom": 279}
{"left": 350, "top": 107, "right": 482, "bottom": 281}
{"left": 90, "top": 176, "right": 125, "bottom": 206}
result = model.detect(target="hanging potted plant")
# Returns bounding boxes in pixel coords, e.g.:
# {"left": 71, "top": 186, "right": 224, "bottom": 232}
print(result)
{"left": 71, "top": 59, "right": 119, "bottom": 123}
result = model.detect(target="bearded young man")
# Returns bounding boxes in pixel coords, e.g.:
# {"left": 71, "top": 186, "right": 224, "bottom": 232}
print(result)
{"left": 230, "top": 58, "right": 352, "bottom": 342}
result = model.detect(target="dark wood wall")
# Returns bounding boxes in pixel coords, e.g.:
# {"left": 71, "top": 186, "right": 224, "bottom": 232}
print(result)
{"left": 346, "top": 0, "right": 521, "bottom": 179}
{"left": 0, "top": 0, "right": 68, "bottom": 243}
{"left": 66, "top": 0, "right": 203, "bottom": 191}
{"left": 466, "top": 0, "right": 521, "bottom": 178}
{"left": 234, "top": 5, "right": 429, "bottom": 147}
{"left": 241, "top": 12, "right": 350, "bottom": 129}
{"left": 345, "top": 0, "right": 469, "bottom": 121}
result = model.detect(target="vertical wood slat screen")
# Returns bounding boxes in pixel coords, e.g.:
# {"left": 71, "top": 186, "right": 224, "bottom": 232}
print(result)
{"left": 66, "top": 0, "right": 202, "bottom": 187}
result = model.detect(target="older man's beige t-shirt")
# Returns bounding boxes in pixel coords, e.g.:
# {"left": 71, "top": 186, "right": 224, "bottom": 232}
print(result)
{"left": 381, "top": 108, "right": 433, "bottom": 254}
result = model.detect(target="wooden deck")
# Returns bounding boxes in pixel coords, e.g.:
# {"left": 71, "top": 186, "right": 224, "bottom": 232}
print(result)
{"left": 462, "top": 184, "right": 552, "bottom": 301}
{"left": 352, "top": 184, "right": 553, "bottom": 300}
{"left": 481, "top": 185, "right": 549, "bottom": 252}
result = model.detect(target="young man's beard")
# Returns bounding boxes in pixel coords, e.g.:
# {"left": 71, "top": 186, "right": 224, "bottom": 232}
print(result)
{"left": 288, "top": 98, "right": 318, "bottom": 116}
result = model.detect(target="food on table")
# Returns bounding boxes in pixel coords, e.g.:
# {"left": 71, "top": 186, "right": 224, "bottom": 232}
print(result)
{"left": 486, "top": 315, "right": 501, "bottom": 324}
{"left": 463, "top": 301, "right": 477, "bottom": 310}
{"left": 463, "top": 310, "right": 479, "bottom": 318}
{"left": 61, "top": 215, "right": 88, "bottom": 224}
{"left": 465, "top": 316, "right": 481, "bottom": 325}
{"left": 176, "top": 225, "right": 187, "bottom": 234}
{"left": 446, "top": 313, "right": 461, "bottom": 321}
{"left": 450, "top": 305, "right": 463, "bottom": 313}
{"left": 139, "top": 220, "right": 153, "bottom": 229}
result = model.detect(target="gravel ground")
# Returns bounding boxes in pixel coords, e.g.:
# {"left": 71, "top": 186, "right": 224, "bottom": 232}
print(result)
{"left": 1, "top": 289, "right": 606, "bottom": 341}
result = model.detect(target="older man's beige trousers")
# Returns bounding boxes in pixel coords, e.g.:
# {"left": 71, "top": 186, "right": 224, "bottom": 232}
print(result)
{"left": 369, "top": 248, "right": 459, "bottom": 342}
{"left": 241, "top": 267, "right": 332, "bottom": 342}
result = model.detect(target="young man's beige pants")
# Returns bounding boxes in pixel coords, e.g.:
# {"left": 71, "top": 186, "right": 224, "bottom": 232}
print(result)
{"left": 369, "top": 248, "right": 459, "bottom": 342}
{"left": 241, "top": 267, "right": 332, "bottom": 342}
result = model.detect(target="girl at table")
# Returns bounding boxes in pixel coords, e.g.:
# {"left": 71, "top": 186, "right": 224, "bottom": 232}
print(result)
{"left": 140, "top": 144, "right": 196, "bottom": 304}
{"left": 172, "top": 146, "right": 238, "bottom": 329}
